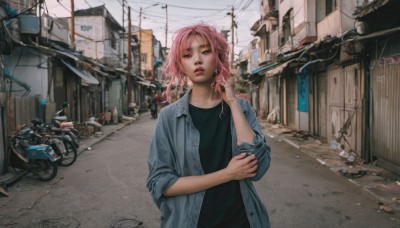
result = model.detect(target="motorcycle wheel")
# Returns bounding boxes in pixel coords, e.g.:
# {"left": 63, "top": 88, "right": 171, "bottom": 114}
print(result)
{"left": 61, "top": 140, "right": 77, "bottom": 166}
{"left": 9, "top": 146, "right": 29, "bottom": 174}
{"left": 50, "top": 144, "right": 64, "bottom": 166}
{"left": 68, "top": 131, "right": 80, "bottom": 148}
{"left": 33, "top": 160, "right": 58, "bottom": 181}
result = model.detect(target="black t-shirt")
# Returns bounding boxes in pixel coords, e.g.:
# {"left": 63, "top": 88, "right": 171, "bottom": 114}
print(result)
{"left": 189, "top": 102, "right": 250, "bottom": 228}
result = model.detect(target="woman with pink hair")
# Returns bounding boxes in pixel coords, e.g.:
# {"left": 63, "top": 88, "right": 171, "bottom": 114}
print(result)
{"left": 146, "top": 24, "right": 271, "bottom": 228}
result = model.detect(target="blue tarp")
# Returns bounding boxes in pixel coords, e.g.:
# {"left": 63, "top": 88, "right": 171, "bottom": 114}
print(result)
{"left": 297, "top": 68, "right": 308, "bottom": 112}
{"left": 251, "top": 63, "right": 276, "bottom": 75}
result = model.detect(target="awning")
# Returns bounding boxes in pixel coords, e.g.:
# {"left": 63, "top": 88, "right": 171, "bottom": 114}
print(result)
{"left": 27, "top": 44, "right": 80, "bottom": 61}
{"left": 115, "top": 68, "right": 130, "bottom": 74}
{"left": 355, "top": 0, "right": 390, "bottom": 18}
{"left": 137, "top": 80, "right": 155, "bottom": 88}
{"left": 266, "top": 59, "right": 297, "bottom": 77}
{"left": 61, "top": 59, "right": 99, "bottom": 84}
{"left": 251, "top": 63, "right": 277, "bottom": 75}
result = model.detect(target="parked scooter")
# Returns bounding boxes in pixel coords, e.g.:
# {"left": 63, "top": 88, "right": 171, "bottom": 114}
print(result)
{"left": 52, "top": 102, "right": 80, "bottom": 149}
{"left": 30, "top": 118, "right": 77, "bottom": 166}
{"left": 9, "top": 125, "right": 60, "bottom": 181}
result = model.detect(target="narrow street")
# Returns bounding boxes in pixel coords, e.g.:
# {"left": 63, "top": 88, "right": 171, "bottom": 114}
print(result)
{"left": 1, "top": 114, "right": 399, "bottom": 227}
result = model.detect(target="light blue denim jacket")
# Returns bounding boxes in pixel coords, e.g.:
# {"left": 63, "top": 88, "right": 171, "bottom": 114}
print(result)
{"left": 146, "top": 90, "right": 271, "bottom": 228}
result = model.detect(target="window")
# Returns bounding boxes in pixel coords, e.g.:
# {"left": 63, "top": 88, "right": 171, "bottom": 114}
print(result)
{"left": 110, "top": 32, "right": 116, "bottom": 50}
{"left": 326, "top": 0, "right": 337, "bottom": 15}
{"left": 270, "top": 0, "right": 276, "bottom": 9}
{"left": 141, "top": 53, "right": 147, "bottom": 63}
{"left": 281, "top": 10, "right": 292, "bottom": 45}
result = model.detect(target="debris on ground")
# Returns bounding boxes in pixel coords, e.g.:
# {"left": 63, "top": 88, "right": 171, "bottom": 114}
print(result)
{"left": 378, "top": 203, "right": 393, "bottom": 214}
{"left": 339, "top": 169, "right": 368, "bottom": 178}
{"left": 0, "top": 186, "right": 9, "bottom": 197}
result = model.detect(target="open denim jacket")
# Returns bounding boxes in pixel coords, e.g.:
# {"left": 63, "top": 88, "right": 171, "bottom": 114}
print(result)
{"left": 146, "top": 90, "right": 271, "bottom": 228}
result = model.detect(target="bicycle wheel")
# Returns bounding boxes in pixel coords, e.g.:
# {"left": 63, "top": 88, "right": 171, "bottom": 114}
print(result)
{"left": 61, "top": 140, "right": 77, "bottom": 166}
{"left": 33, "top": 160, "right": 58, "bottom": 181}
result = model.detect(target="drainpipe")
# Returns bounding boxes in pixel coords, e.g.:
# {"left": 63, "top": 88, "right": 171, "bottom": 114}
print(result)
{"left": 101, "top": 78, "right": 105, "bottom": 113}
{"left": 277, "top": 75, "right": 281, "bottom": 124}
{"left": 362, "top": 54, "right": 371, "bottom": 161}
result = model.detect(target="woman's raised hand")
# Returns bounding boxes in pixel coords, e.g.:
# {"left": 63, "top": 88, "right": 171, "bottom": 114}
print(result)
{"left": 216, "top": 77, "right": 237, "bottom": 105}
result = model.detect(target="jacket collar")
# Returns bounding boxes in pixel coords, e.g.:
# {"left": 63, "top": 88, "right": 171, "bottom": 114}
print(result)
{"left": 175, "top": 88, "right": 248, "bottom": 118}
{"left": 175, "top": 89, "right": 191, "bottom": 118}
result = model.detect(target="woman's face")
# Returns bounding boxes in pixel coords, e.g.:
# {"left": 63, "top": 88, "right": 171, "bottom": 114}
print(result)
{"left": 180, "top": 35, "right": 217, "bottom": 86}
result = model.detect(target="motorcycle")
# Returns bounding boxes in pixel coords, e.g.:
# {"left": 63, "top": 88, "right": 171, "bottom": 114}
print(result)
{"left": 52, "top": 102, "right": 80, "bottom": 149}
{"left": 9, "top": 125, "right": 60, "bottom": 181}
{"left": 30, "top": 119, "right": 77, "bottom": 167}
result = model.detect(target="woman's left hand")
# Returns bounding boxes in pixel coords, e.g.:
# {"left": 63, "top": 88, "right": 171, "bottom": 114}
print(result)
{"left": 216, "top": 77, "right": 237, "bottom": 105}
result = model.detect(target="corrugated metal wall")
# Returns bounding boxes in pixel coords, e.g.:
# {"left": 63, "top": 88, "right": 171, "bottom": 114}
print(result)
{"left": 259, "top": 78, "right": 268, "bottom": 118}
{"left": 14, "top": 96, "right": 39, "bottom": 129}
{"left": 371, "top": 58, "right": 400, "bottom": 171}
{"left": 287, "top": 74, "right": 297, "bottom": 128}
{"left": 54, "top": 66, "right": 65, "bottom": 112}
{"left": 81, "top": 87, "right": 90, "bottom": 121}
{"left": 317, "top": 72, "right": 328, "bottom": 137}
{"left": 328, "top": 64, "right": 363, "bottom": 153}
{"left": 268, "top": 77, "right": 277, "bottom": 113}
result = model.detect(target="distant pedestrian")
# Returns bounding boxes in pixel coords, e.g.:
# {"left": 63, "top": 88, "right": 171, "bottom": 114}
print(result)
{"left": 150, "top": 97, "right": 158, "bottom": 119}
{"left": 146, "top": 24, "right": 271, "bottom": 227}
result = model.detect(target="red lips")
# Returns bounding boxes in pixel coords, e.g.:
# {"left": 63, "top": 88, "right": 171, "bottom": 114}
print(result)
{"left": 194, "top": 67, "right": 205, "bottom": 75}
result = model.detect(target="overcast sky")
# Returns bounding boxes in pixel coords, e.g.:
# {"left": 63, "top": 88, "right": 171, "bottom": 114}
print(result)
{"left": 44, "top": 0, "right": 260, "bottom": 54}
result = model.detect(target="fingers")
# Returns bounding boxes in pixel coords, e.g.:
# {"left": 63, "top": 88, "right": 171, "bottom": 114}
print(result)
{"left": 230, "top": 153, "right": 259, "bottom": 179}
{"left": 235, "top": 153, "right": 248, "bottom": 160}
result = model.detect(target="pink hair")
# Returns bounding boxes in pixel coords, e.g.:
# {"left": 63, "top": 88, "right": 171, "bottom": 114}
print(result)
{"left": 163, "top": 23, "right": 231, "bottom": 98}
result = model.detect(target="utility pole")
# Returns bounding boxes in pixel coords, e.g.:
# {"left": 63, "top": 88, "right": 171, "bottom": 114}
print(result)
{"left": 127, "top": 7, "right": 132, "bottom": 110}
{"left": 162, "top": 5, "right": 168, "bottom": 49}
{"left": 70, "top": 0, "right": 75, "bottom": 50}
{"left": 122, "top": 0, "right": 125, "bottom": 62}
{"left": 139, "top": 7, "right": 142, "bottom": 77}
{"left": 230, "top": 6, "right": 235, "bottom": 70}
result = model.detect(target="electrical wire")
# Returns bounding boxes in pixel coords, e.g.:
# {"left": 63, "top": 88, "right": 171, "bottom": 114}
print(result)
{"left": 236, "top": 0, "right": 254, "bottom": 17}
{"left": 56, "top": 0, "right": 71, "bottom": 13}
{"left": 127, "top": 1, "right": 226, "bottom": 11}
{"left": 299, "top": 46, "right": 340, "bottom": 73}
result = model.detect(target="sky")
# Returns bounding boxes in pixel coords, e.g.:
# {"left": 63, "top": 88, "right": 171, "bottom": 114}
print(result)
{"left": 44, "top": 0, "right": 261, "bottom": 54}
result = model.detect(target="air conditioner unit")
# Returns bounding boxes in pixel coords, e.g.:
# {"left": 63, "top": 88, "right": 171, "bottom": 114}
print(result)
{"left": 19, "top": 14, "right": 40, "bottom": 34}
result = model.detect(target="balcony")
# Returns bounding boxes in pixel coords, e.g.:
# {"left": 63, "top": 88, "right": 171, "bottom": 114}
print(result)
{"left": 317, "top": 10, "right": 341, "bottom": 40}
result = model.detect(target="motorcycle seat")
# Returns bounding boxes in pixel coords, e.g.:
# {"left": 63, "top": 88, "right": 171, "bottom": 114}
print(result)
{"left": 54, "top": 116, "right": 67, "bottom": 121}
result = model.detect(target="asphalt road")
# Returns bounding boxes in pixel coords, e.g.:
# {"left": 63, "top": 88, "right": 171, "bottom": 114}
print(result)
{"left": 1, "top": 113, "right": 399, "bottom": 227}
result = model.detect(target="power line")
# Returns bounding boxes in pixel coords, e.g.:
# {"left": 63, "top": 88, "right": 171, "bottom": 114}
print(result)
{"left": 236, "top": 0, "right": 254, "bottom": 17}
{"left": 126, "top": 0, "right": 226, "bottom": 11}
{"left": 57, "top": 0, "right": 71, "bottom": 13}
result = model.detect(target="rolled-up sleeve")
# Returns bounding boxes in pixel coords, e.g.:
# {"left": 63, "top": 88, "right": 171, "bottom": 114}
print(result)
{"left": 235, "top": 101, "right": 271, "bottom": 181}
{"left": 146, "top": 112, "right": 179, "bottom": 207}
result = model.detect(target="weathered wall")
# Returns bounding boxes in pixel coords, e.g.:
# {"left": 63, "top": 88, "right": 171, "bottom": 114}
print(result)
{"left": 75, "top": 16, "right": 104, "bottom": 59}
{"left": 3, "top": 47, "right": 48, "bottom": 99}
